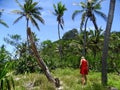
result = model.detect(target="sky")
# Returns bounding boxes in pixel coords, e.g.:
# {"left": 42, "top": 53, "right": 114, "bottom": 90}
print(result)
{"left": 0, "top": 0, "right": 120, "bottom": 53}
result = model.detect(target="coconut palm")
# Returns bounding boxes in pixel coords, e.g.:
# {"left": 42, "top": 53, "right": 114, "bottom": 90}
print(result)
{"left": 101, "top": 0, "right": 116, "bottom": 86}
{"left": 72, "top": 0, "right": 107, "bottom": 56}
{"left": 12, "top": 0, "right": 45, "bottom": 38}
{"left": 12, "top": 0, "right": 59, "bottom": 86}
{"left": 72, "top": 0, "right": 107, "bottom": 32}
{"left": 53, "top": 2, "right": 67, "bottom": 39}
{"left": 0, "top": 11, "right": 9, "bottom": 28}
{"left": 53, "top": 2, "right": 67, "bottom": 59}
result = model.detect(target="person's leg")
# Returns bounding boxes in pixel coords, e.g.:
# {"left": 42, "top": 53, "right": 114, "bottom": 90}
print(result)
{"left": 84, "top": 75, "right": 87, "bottom": 85}
{"left": 81, "top": 75, "right": 85, "bottom": 85}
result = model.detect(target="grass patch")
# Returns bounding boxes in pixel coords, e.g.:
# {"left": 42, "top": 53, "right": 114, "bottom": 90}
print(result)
{"left": 13, "top": 68, "right": 120, "bottom": 90}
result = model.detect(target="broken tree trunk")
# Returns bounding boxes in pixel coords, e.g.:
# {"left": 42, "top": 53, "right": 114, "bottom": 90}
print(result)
{"left": 27, "top": 27, "right": 60, "bottom": 87}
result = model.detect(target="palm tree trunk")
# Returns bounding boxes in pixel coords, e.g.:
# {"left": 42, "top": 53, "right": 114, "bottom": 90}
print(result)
{"left": 27, "top": 27, "right": 60, "bottom": 87}
{"left": 26, "top": 18, "right": 29, "bottom": 44}
{"left": 83, "top": 17, "right": 89, "bottom": 56}
{"left": 91, "top": 14, "right": 98, "bottom": 32}
{"left": 58, "top": 23, "right": 62, "bottom": 60}
{"left": 101, "top": 0, "right": 116, "bottom": 86}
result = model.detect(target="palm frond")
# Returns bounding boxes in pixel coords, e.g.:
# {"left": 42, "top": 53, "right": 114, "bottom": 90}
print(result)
{"left": 53, "top": 4, "right": 58, "bottom": 14}
{"left": 94, "top": 0, "right": 104, "bottom": 5}
{"left": 11, "top": 10, "right": 24, "bottom": 15}
{"left": 60, "top": 23, "right": 63, "bottom": 30}
{"left": 72, "top": 10, "right": 84, "bottom": 20}
{"left": 80, "top": 12, "right": 86, "bottom": 31}
{"left": 94, "top": 10, "right": 107, "bottom": 21}
{"left": 93, "top": 3, "right": 101, "bottom": 9}
{"left": 33, "top": 7, "right": 43, "bottom": 13}
{"left": 29, "top": 15, "right": 40, "bottom": 30}
{"left": 52, "top": 12, "right": 57, "bottom": 16}
{"left": 33, "top": 14, "right": 45, "bottom": 24}
{"left": 15, "top": 0, "right": 23, "bottom": 9}
{"left": 6, "top": 78, "right": 11, "bottom": 90}
{"left": 80, "top": 2, "right": 87, "bottom": 8}
{"left": 13, "top": 15, "right": 24, "bottom": 25}
{"left": 0, "top": 20, "right": 9, "bottom": 28}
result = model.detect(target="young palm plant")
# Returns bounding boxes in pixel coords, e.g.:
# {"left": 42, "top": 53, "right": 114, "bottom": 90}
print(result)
{"left": 88, "top": 28, "right": 104, "bottom": 58}
{"left": 0, "top": 46, "right": 15, "bottom": 90}
{"left": 0, "top": 63, "right": 15, "bottom": 90}
{"left": 53, "top": 2, "right": 67, "bottom": 59}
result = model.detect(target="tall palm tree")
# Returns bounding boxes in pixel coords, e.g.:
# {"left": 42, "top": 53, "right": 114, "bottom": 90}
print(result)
{"left": 0, "top": 10, "right": 9, "bottom": 28}
{"left": 53, "top": 2, "right": 67, "bottom": 59}
{"left": 12, "top": 0, "right": 45, "bottom": 39}
{"left": 72, "top": 0, "right": 107, "bottom": 32}
{"left": 72, "top": 0, "right": 107, "bottom": 56}
{"left": 101, "top": 0, "right": 116, "bottom": 86}
{"left": 12, "top": 0, "right": 60, "bottom": 87}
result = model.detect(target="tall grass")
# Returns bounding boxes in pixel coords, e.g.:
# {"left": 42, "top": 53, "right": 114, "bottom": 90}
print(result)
{"left": 13, "top": 68, "right": 120, "bottom": 90}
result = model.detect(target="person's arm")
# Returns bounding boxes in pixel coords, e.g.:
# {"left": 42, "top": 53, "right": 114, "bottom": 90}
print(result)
{"left": 79, "top": 59, "right": 82, "bottom": 68}
{"left": 87, "top": 60, "right": 89, "bottom": 71}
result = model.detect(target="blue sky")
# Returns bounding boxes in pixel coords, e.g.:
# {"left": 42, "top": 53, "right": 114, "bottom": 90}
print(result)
{"left": 0, "top": 0, "right": 120, "bottom": 53}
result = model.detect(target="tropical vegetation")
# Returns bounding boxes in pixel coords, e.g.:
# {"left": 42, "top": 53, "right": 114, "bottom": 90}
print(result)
{"left": 0, "top": 0, "right": 119, "bottom": 90}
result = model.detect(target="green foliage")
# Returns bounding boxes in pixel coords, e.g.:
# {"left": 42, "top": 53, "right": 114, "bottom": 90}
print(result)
{"left": 0, "top": 45, "right": 15, "bottom": 90}
{"left": 0, "top": 62, "right": 15, "bottom": 90}
{"left": 0, "top": 45, "right": 11, "bottom": 65}
{"left": 4, "top": 34, "right": 41, "bottom": 74}
{"left": 15, "top": 55, "right": 40, "bottom": 74}
{"left": 62, "top": 28, "right": 79, "bottom": 40}
{"left": 40, "top": 30, "right": 120, "bottom": 73}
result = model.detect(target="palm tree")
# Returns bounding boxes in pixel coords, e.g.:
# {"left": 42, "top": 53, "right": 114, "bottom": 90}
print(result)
{"left": 53, "top": 2, "right": 67, "bottom": 59}
{"left": 0, "top": 10, "right": 9, "bottom": 28}
{"left": 101, "top": 0, "right": 116, "bottom": 86}
{"left": 27, "top": 28, "right": 60, "bottom": 87}
{"left": 72, "top": 0, "right": 107, "bottom": 32}
{"left": 12, "top": 0, "right": 60, "bottom": 87}
{"left": 72, "top": 0, "right": 107, "bottom": 56}
{"left": 12, "top": 0, "right": 45, "bottom": 39}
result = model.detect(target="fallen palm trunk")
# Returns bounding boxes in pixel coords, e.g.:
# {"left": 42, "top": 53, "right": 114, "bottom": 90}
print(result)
{"left": 27, "top": 27, "right": 60, "bottom": 87}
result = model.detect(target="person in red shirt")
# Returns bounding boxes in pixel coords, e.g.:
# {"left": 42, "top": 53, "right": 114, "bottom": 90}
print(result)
{"left": 79, "top": 56, "right": 89, "bottom": 86}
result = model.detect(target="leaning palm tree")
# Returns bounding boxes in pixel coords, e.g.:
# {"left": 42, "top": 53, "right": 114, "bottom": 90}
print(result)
{"left": 53, "top": 2, "right": 67, "bottom": 59}
{"left": 0, "top": 10, "right": 9, "bottom": 28}
{"left": 27, "top": 27, "right": 60, "bottom": 87}
{"left": 101, "top": 0, "right": 116, "bottom": 86}
{"left": 12, "top": 0, "right": 45, "bottom": 40}
{"left": 13, "top": 0, "right": 60, "bottom": 87}
{"left": 72, "top": 0, "right": 107, "bottom": 56}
